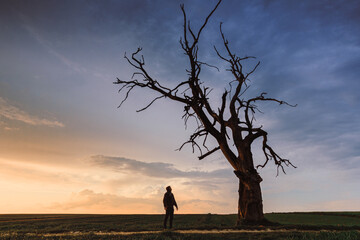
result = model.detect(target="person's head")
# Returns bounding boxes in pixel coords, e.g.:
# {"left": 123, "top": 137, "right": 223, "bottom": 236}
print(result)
{"left": 166, "top": 186, "right": 172, "bottom": 192}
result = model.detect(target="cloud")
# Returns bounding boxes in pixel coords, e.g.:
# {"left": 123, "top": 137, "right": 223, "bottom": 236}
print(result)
{"left": 0, "top": 97, "right": 64, "bottom": 127}
{"left": 3, "top": 126, "right": 19, "bottom": 131}
{"left": 0, "top": 159, "right": 75, "bottom": 185}
{"left": 183, "top": 180, "right": 221, "bottom": 191}
{"left": 15, "top": 9, "right": 89, "bottom": 75}
{"left": 89, "top": 155, "right": 232, "bottom": 179}
{"left": 49, "top": 189, "right": 161, "bottom": 213}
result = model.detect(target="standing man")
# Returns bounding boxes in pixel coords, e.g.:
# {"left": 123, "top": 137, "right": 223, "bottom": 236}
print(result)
{"left": 163, "top": 186, "right": 178, "bottom": 229}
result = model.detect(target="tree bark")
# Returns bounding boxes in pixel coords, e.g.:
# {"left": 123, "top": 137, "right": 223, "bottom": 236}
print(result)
{"left": 234, "top": 168, "right": 264, "bottom": 224}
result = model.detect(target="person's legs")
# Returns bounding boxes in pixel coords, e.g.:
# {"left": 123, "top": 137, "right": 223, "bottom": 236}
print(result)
{"left": 164, "top": 210, "right": 170, "bottom": 229}
{"left": 169, "top": 209, "right": 174, "bottom": 228}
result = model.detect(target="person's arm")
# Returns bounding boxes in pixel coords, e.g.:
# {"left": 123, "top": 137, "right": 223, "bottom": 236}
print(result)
{"left": 173, "top": 194, "right": 178, "bottom": 210}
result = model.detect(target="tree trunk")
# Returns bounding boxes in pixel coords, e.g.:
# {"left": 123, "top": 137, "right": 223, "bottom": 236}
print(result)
{"left": 234, "top": 169, "right": 264, "bottom": 225}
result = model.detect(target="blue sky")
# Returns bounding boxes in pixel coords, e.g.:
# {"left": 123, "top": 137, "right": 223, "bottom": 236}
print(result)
{"left": 0, "top": 0, "right": 359, "bottom": 213}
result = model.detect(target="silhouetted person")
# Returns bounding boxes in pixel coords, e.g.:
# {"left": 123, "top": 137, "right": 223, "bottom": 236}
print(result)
{"left": 163, "top": 186, "right": 178, "bottom": 229}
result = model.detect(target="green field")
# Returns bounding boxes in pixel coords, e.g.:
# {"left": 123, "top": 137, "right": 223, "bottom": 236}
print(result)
{"left": 0, "top": 212, "right": 359, "bottom": 239}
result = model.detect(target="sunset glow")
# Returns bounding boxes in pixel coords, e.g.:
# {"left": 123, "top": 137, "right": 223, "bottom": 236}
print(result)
{"left": 0, "top": 0, "right": 359, "bottom": 214}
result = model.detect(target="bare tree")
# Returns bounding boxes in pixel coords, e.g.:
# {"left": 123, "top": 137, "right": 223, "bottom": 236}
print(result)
{"left": 115, "top": 0, "right": 296, "bottom": 224}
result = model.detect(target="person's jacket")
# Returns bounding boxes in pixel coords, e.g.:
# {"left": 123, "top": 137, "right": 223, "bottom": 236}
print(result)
{"left": 163, "top": 192, "right": 178, "bottom": 210}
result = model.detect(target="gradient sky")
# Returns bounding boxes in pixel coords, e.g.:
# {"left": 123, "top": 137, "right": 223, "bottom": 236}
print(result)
{"left": 0, "top": 0, "right": 359, "bottom": 214}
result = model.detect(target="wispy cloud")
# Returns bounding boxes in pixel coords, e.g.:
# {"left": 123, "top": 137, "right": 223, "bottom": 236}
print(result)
{"left": 0, "top": 159, "right": 72, "bottom": 184}
{"left": 0, "top": 97, "right": 64, "bottom": 127}
{"left": 48, "top": 189, "right": 161, "bottom": 213}
{"left": 89, "top": 155, "right": 232, "bottom": 179}
{"left": 19, "top": 16, "right": 88, "bottom": 74}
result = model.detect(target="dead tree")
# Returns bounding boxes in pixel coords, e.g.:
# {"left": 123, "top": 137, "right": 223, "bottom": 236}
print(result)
{"left": 115, "top": 0, "right": 296, "bottom": 224}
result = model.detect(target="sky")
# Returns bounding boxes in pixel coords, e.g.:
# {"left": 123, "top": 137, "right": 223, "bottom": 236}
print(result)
{"left": 0, "top": 0, "right": 359, "bottom": 214}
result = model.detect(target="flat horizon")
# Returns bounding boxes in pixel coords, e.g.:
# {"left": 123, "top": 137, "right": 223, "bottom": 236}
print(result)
{"left": 0, "top": 0, "right": 359, "bottom": 214}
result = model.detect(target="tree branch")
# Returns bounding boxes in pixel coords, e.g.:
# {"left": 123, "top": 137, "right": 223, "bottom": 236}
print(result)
{"left": 198, "top": 146, "right": 221, "bottom": 160}
{"left": 136, "top": 95, "right": 165, "bottom": 112}
{"left": 115, "top": 48, "right": 191, "bottom": 110}
{"left": 255, "top": 130, "right": 297, "bottom": 176}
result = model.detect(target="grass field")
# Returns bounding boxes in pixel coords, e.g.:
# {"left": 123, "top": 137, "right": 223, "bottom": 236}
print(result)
{"left": 0, "top": 212, "right": 359, "bottom": 239}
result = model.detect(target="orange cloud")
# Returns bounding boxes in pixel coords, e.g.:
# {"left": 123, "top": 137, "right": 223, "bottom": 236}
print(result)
{"left": 48, "top": 189, "right": 162, "bottom": 214}
{"left": 0, "top": 97, "right": 64, "bottom": 128}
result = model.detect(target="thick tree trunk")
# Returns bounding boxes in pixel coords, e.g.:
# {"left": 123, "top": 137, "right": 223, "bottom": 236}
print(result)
{"left": 234, "top": 169, "right": 264, "bottom": 225}
{"left": 219, "top": 132, "right": 265, "bottom": 225}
